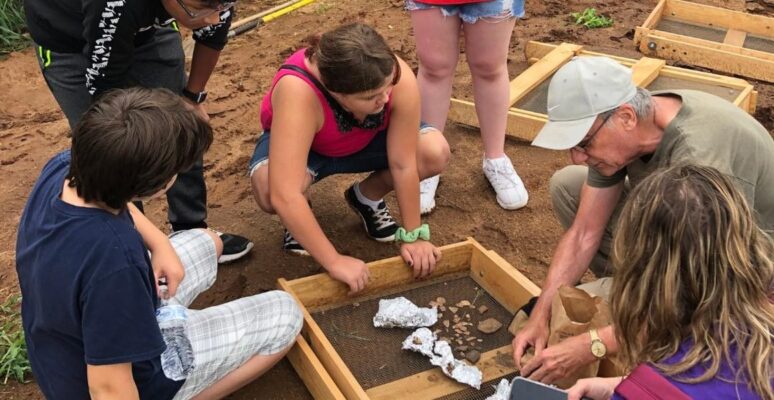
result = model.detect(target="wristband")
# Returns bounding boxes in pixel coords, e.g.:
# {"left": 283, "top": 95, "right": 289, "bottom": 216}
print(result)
{"left": 395, "top": 224, "right": 430, "bottom": 243}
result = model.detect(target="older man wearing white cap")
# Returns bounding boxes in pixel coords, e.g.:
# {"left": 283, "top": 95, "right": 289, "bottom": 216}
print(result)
{"left": 512, "top": 56, "right": 774, "bottom": 384}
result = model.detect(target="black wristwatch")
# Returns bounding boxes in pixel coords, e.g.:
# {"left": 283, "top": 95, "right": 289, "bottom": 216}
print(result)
{"left": 182, "top": 88, "right": 207, "bottom": 104}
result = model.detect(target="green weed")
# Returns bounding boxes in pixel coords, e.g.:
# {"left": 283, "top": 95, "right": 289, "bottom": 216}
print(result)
{"left": 570, "top": 8, "right": 614, "bottom": 29}
{"left": 0, "top": 0, "right": 29, "bottom": 54}
{"left": 0, "top": 293, "right": 30, "bottom": 384}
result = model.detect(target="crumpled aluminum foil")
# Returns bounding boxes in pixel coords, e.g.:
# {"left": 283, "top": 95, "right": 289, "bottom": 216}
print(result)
{"left": 373, "top": 297, "right": 438, "bottom": 328}
{"left": 430, "top": 340, "right": 483, "bottom": 389}
{"left": 401, "top": 328, "right": 437, "bottom": 357}
{"left": 484, "top": 378, "right": 511, "bottom": 400}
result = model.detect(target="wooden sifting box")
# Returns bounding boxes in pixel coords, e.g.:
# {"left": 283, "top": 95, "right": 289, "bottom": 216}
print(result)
{"left": 634, "top": 0, "right": 774, "bottom": 82}
{"left": 448, "top": 41, "right": 758, "bottom": 143}
{"left": 278, "top": 238, "right": 545, "bottom": 399}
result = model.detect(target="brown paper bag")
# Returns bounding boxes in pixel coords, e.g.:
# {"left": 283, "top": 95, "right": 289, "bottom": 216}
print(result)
{"left": 547, "top": 285, "right": 612, "bottom": 389}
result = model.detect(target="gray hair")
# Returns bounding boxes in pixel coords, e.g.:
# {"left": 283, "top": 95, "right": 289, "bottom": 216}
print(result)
{"left": 598, "top": 87, "right": 653, "bottom": 123}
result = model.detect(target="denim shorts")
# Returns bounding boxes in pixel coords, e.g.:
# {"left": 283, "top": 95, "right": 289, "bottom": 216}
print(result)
{"left": 248, "top": 122, "right": 437, "bottom": 182}
{"left": 405, "top": 0, "right": 525, "bottom": 24}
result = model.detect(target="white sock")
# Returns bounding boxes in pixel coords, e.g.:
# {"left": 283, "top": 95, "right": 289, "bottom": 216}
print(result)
{"left": 353, "top": 182, "right": 382, "bottom": 210}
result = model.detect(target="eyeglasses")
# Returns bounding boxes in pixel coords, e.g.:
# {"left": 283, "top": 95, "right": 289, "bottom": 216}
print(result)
{"left": 573, "top": 111, "right": 614, "bottom": 153}
{"left": 176, "top": 0, "right": 235, "bottom": 19}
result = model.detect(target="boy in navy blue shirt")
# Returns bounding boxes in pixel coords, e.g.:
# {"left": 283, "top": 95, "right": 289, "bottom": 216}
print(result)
{"left": 16, "top": 87, "right": 302, "bottom": 399}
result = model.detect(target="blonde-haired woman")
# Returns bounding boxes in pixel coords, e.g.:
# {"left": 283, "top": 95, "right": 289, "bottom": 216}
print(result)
{"left": 569, "top": 165, "right": 773, "bottom": 400}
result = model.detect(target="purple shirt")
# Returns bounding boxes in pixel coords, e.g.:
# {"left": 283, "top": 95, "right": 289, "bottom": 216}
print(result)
{"left": 612, "top": 341, "right": 765, "bottom": 399}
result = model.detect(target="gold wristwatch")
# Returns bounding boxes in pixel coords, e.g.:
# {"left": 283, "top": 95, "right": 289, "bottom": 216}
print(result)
{"left": 589, "top": 329, "right": 607, "bottom": 359}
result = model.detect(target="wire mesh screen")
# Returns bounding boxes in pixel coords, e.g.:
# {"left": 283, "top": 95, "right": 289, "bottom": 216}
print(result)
{"left": 655, "top": 18, "right": 727, "bottom": 43}
{"left": 310, "top": 275, "right": 517, "bottom": 393}
{"left": 645, "top": 75, "right": 741, "bottom": 103}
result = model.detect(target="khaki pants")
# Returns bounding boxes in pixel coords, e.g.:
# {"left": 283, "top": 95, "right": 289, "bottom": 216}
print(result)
{"left": 550, "top": 165, "right": 630, "bottom": 278}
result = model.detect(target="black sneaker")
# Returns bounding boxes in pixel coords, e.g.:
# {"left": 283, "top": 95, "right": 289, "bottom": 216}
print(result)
{"left": 283, "top": 229, "right": 310, "bottom": 256}
{"left": 216, "top": 232, "right": 254, "bottom": 263}
{"left": 344, "top": 184, "right": 398, "bottom": 242}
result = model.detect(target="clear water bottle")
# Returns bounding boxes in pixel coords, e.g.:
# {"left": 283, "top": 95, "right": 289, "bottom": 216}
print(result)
{"left": 156, "top": 298, "right": 195, "bottom": 381}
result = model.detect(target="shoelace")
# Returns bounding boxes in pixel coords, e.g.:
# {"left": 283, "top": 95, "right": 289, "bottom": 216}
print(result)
{"left": 284, "top": 231, "right": 300, "bottom": 246}
{"left": 371, "top": 206, "right": 396, "bottom": 230}
{"left": 485, "top": 162, "right": 521, "bottom": 191}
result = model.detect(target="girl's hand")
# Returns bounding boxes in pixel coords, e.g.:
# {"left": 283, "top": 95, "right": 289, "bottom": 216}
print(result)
{"left": 567, "top": 377, "right": 623, "bottom": 400}
{"left": 400, "top": 241, "right": 441, "bottom": 278}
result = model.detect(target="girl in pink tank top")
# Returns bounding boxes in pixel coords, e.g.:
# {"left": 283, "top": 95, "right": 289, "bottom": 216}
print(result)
{"left": 249, "top": 23, "right": 451, "bottom": 294}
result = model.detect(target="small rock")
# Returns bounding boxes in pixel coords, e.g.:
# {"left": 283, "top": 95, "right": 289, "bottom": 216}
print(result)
{"left": 466, "top": 336, "right": 477, "bottom": 342}
{"left": 477, "top": 339, "right": 483, "bottom": 342}
{"left": 353, "top": 302, "right": 360, "bottom": 307}
{"left": 465, "top": 313, "right": 470, "bottom": 320}
{"left": 465, "top": 349, "right": 481, "bottom": 364}
{"left": 443, "top": 320, "right": 450, "bottom": 328}
{"left": 413, "top": 337, "right": 422, "bottom": 345}
{"left": 436, "top": 297, "right": 446, "bottom": 305}
{"left": 457, "top": 300, "right": 471, "bottom": 307}
{"left": 453, "top": 315, "right": 461, "bottom": 323}
{"left": 478, "top": 318, "right": 503, "bottom": 334}
{"left": 440, "top": 306, "right": 446, "bottom": 312}
{"left": 449, "top": 306, "right": 459, "bottom": 313}
{"left": 457, "top": 345, "right": 470, "bottom": 352}
{"left": 478, "top": 305, "right": 489, "bottom": 314}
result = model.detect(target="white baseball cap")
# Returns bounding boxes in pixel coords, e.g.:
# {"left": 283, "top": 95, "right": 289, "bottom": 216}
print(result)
{"left": 531, "top": 56, "right": 637, "bottom": 150}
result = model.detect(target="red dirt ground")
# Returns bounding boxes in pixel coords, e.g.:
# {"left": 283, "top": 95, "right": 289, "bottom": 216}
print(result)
{"left": 0, "top": 0, "right": 772, "bottom": 398}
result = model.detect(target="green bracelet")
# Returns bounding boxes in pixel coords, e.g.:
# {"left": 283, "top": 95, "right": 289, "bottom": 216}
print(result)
{"left": 395, "top": 224, "right": 430, "bottom": 243}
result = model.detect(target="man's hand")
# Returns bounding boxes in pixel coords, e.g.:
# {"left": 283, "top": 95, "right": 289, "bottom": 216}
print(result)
{"left": 151, "top": 241, "right": 185, "bottom": 299}
{"left": 567, "top": 377, "right": 622, "bottom": 400}
{"left": 512, "top": 313, "right": 550, "bottom": 370}
{"left": 520, "top": 332, "right": 596, "bottom": 384}
{"left": 327, "top": 255, "right": 370, "bottom": 294}
{"left": 400, "top": 240, "right": 441, "bottom": 279}
{"left": 182, "top": 98, "right": 210, "bottom": 123}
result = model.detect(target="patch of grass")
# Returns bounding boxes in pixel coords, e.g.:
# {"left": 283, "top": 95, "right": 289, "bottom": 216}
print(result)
{"left": 0, "top": 0, "right": 29, "bottom": 54}
{"left": 0, "top": 293, "right": 30, "bottom": 384}
{"left": 570, "top": 8, "right": 614, "bottom": 29}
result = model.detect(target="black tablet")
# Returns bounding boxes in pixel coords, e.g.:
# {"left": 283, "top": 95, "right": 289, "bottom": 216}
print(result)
{"left": 509, "top": 377, "right": 569, "bottom": 400}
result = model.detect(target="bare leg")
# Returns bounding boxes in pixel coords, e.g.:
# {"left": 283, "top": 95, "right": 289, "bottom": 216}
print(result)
{"left": 358, "top": 129, "right": 450, "bottom": 200}
{"left": 250, "top": 162, "right": 314, "bottom": 214}
{"left": 190, "top": 339, "right": 297, "bottom": 400}
{"left": 410, "top": 9, "right": 462, "bottom": 130}
{"left": 462, "top": 17, "right": 516, "bottom": 159}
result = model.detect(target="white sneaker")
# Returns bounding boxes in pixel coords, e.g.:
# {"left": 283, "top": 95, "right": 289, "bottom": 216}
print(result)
{"left": 482, "top": 155, "right": 529, "bottom": 210}
{"left": 419, "top": 175, "right": 440, "bottom": 215}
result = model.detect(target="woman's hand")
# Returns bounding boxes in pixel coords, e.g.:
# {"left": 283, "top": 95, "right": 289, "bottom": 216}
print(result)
{"left": 567, "top": 377, "right": 622, "bottom": 400}
{"left": 400, "top": 240, "right": 441, "bottom": 278}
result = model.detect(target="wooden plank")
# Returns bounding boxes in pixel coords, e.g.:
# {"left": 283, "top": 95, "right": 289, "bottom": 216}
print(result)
{"left": 630, "top": 57, "right": 666, "bottom": 87}
{"left": 663, "top": 0, "right": 774, "bottom": 38}
{"left": 279, "top": 279, "right": 370, "bottom": 400}
{"left": 639, "top": 29, "right": 774, "bottom": 60}
{"left": 639, "top": 34, "right": 774, "bottom": 83}
{"left": 468, "top": 244, "right": 541, "bottom": 314}
{"left": 733, "top": 85, "right": 755, "bottom": 114}
{"left": 524, "top": 41, "right": 756, "bottom": 112}
{"left": 449, "top": 98, "right": 547, "bottom": 142}
{"left": 634, "top": 0, "right": 666, "bottom": 45}
{"left": 365, "top": 345, "right": 517, "bottom": 400}
{"left": 286, "top": 336, "right": 348, "bottom": 400}
{"left": 525, "top": 41, "right": 636, "bottom": 67}
{"left": 723, "top": 29, "right": 747, "bottom": 47}
{"left": 285, "top": 241, "right": 473, "bottom": 310}
{"left": 508, "top": 43, "right": 582, "bottom": 106}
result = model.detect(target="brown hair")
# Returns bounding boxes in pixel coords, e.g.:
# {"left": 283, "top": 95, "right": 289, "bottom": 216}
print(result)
{"left": 611, "top": 164, "right": 773, "bottom": 400}
{"left": 305, "top": 23, "right": 400, "bottom": 94}
{"left": 68, "top": 87, "right": 213, "bottom": 209}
